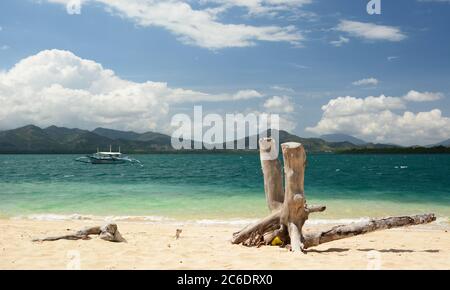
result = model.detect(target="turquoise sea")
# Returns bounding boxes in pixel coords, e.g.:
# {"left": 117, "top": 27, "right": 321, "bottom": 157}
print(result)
{"left": 0, "top": 154, "right": 449, "bottom": 222}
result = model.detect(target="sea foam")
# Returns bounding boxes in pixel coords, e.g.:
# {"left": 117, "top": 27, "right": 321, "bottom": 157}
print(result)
{"left": 11, "top": 214, "right": 449, "bottom": 229}
{"left": 10, "top": 214, "right": 376, "bottom": 226}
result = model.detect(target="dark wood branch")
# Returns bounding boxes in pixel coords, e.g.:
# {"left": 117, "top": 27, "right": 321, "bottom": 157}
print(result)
{"left": 232, "top": 211, "right": 280, "bottom": 245}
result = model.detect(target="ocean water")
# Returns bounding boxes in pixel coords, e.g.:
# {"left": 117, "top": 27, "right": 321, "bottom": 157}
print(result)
{"left": 0, "top": 154, "right": 449, "bottom": 222}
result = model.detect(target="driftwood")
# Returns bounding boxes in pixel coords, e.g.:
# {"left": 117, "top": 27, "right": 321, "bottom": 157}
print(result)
{"left": 33, "top": 223, "right": 126, "bottom": 243}
{"left": 260, "top": 138, "right": 284, "bottom": 212}
{"left": 232, "top": 138, "right": 436, "bottom": 252}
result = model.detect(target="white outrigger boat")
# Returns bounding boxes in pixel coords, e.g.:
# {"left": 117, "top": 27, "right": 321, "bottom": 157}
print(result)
{"left": 76, "top": 146, "right": 142, "bottom": 165}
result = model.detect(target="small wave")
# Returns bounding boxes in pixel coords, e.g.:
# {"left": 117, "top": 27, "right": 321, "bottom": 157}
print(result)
{"left": 12, "top": 214, "right": 95, "bottom": 221}
{"left": 395, "top": 166, "right": 408, "bottom": 169}
{"left": 11, "top": 213, "right": 175, "bottom": 223}
{"left": 306, "top": 218, "right": 372, "bottom": 225}
{"left": 103, "top": 215, "right": 174, "bottom": 222}
{"left": 435, "top": 217, "right": 450, "bottom": 226}
{"left": 10, "top": 214, "right": 449, "bottom": 229}
{"left": 194, "top": 218, "right": 376, "bottom": 226}
{"left": 194, "top": 219, "right": 258, "bottom": 226}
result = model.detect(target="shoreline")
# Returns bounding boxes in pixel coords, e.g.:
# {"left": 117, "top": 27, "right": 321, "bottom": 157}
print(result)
{"left": 5, "top": 213, "right": 449, "bottom": 229}
{"left": 0, "top": 219, "right": 449, "bottom": 270}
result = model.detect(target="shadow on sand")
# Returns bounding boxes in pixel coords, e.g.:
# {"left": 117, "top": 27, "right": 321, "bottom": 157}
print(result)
{"left": 305, "top": 248, "right": 440, "bottom": 254}
{"left": 357, "top": 248, "right": 440, "bottom": 253}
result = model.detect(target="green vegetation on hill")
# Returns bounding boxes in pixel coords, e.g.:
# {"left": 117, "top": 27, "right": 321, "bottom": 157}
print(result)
{"left": 0, "top": 125, "right": 448, "bottom": 154}
{"left": 320, "top": 133, "right": 367, "bottom": 145}
{"left": 0, "top": 125, "right": 173, "bottom": 154}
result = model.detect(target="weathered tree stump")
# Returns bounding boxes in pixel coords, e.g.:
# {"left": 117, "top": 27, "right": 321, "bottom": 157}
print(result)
{"left": 260, "top": 138, "right": 284, "bottom": 212}
{"left": 32, "top": 223, "right": 126, "bottom": 243}
{"left": 232, "top": 138, "right": 436, "bottom": 252}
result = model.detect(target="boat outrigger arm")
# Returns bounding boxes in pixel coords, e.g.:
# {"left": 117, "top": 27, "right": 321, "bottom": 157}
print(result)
{"left": 75, "top": 145, "right": 142, "bottom": 165}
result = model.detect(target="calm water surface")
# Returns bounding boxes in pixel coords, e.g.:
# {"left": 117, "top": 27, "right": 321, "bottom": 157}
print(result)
{"left": 0, "top": 154, "right": 449, "bottom": 220}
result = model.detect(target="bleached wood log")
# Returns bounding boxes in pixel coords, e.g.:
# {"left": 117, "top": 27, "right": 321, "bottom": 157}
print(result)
{"left": 231, "top": 211, "right": 280, "bottom": 245}
{"left": 233, "top": 142, "right": 326, "bottom": 249}
{"left": 306, "top": 205, "right": 327, "bottom": 214}
{"left": 32, "top": 223, "right": 126, "bottom": 243}
{"left": 233, "top": 212, "right": 436, "bottom": 249}
{"left": 232, "top": 139, "right": 437, "bottom": 253}
{"left": 259, "top": 138, "right": 284, "bottom": 211}
{"left": 279, "top": 142, "right": 308, "bottom": 252}
{"left": 303, "top": 214, "right": 436, "bottom": 249}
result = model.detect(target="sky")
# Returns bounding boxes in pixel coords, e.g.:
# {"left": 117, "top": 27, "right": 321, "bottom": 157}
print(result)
{"left": 0, "top": 0, "right": 449, "bottom": 146}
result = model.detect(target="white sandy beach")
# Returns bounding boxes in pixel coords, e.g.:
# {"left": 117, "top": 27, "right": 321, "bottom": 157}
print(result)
{"left": 0, "top": 219, "right": 449, "bottom": 270}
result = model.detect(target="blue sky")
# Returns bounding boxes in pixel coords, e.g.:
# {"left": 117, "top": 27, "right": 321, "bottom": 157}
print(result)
{"left": 0, "top": 0, "right": 449, "bottom": 145}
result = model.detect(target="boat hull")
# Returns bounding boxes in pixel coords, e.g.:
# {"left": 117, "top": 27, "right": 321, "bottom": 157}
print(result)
{"left": 88, "top": 157, "right": 127, "bottom": 164}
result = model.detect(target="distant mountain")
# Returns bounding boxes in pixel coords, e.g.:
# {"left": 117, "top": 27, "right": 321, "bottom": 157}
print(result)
{"left": 0, "top": 125, "right": 401, "bottom": 154}
{"left": 92, "top": 127, "right": 140, "bottom": 141}
{"left": 278, "top": 130, "right": 359, "bottom": 152}
{"left": 340, "top": 146, "right": 450, "bottom": 154}
{"left": 320, "top": 134, "right": 367, "bottom": 146}
{"left": 430, "top": 139, "right": 450, "bottom": 147}
{"left": 224, "top": 130, "right": 362, "bottom": 153}
{"left": 0, "top": 125, "right": 173, "bottom": 153}
{"left": 93, "top": 127, "right": 172, "bottom": 145}
{"left": 0, "top": 125, "right": 62, "bottom": 153}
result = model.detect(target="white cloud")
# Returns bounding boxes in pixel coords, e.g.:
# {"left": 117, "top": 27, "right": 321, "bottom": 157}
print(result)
{"left": 271, "top": 85, "right": 295, "bottom": 93}
{"left": 246, "top": 109, "right": 296, "bottom": 133}
{"left": 201, "top": 0, "right": 313, "bottom": 16}
{"left": 403, "top": 90, "right": 444, "bottom": 102}
{"left": 45, "top": 0, "right": 304, "bottom": 49}
{"left": 330, "top": 36, "right": 349, "bottom": 47}
{"left": 352, "top": 77, "right": 379, "bottom": 86}
{"left": 263, "top": 96, "right": 295, "bottom": 113}
{"left": 290, "top": 63, "right": 308, "bottom": 69}
{"left": 336, "top": 20, "right": 406, "bottom": 42}
{"left": 0, "top": 49, "right": 263, "bottom": 132}
{"left": 231, "top": 90, "right": 263, "bottom": 100}
{"left": 307, "top": 94, "right": 450, "bottom": 146}
{"left": 316, "top": 95, "right": 405, "bottom": 118}
{"left": 387, "top": 56, "right": 399, "bottom": 61}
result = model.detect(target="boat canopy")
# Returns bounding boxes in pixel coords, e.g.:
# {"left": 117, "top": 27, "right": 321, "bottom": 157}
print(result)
{"left": 97, "top": 152, "right": 122, "bottom": 156}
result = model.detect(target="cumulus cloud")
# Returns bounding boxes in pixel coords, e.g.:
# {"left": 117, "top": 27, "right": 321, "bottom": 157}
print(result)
{"left": 403, "top": 90, "right": 443, "bottom": 102}
{"left": 306, "top": 94, "right": 450, "bottom": 146}
{"left": 45, "top": 0, "right": 304, "bottom": 49}
{"left": 352, "top": 77, "right": 379, "bottom": 86}
{"left": 263, "top": 96, "right": 295, "bottom": 113}
{"left": 336, "top": 20, "right": 406, "bottom": 42}
{"left": 0, "top": 49, "right": 263, "bottom": 132}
